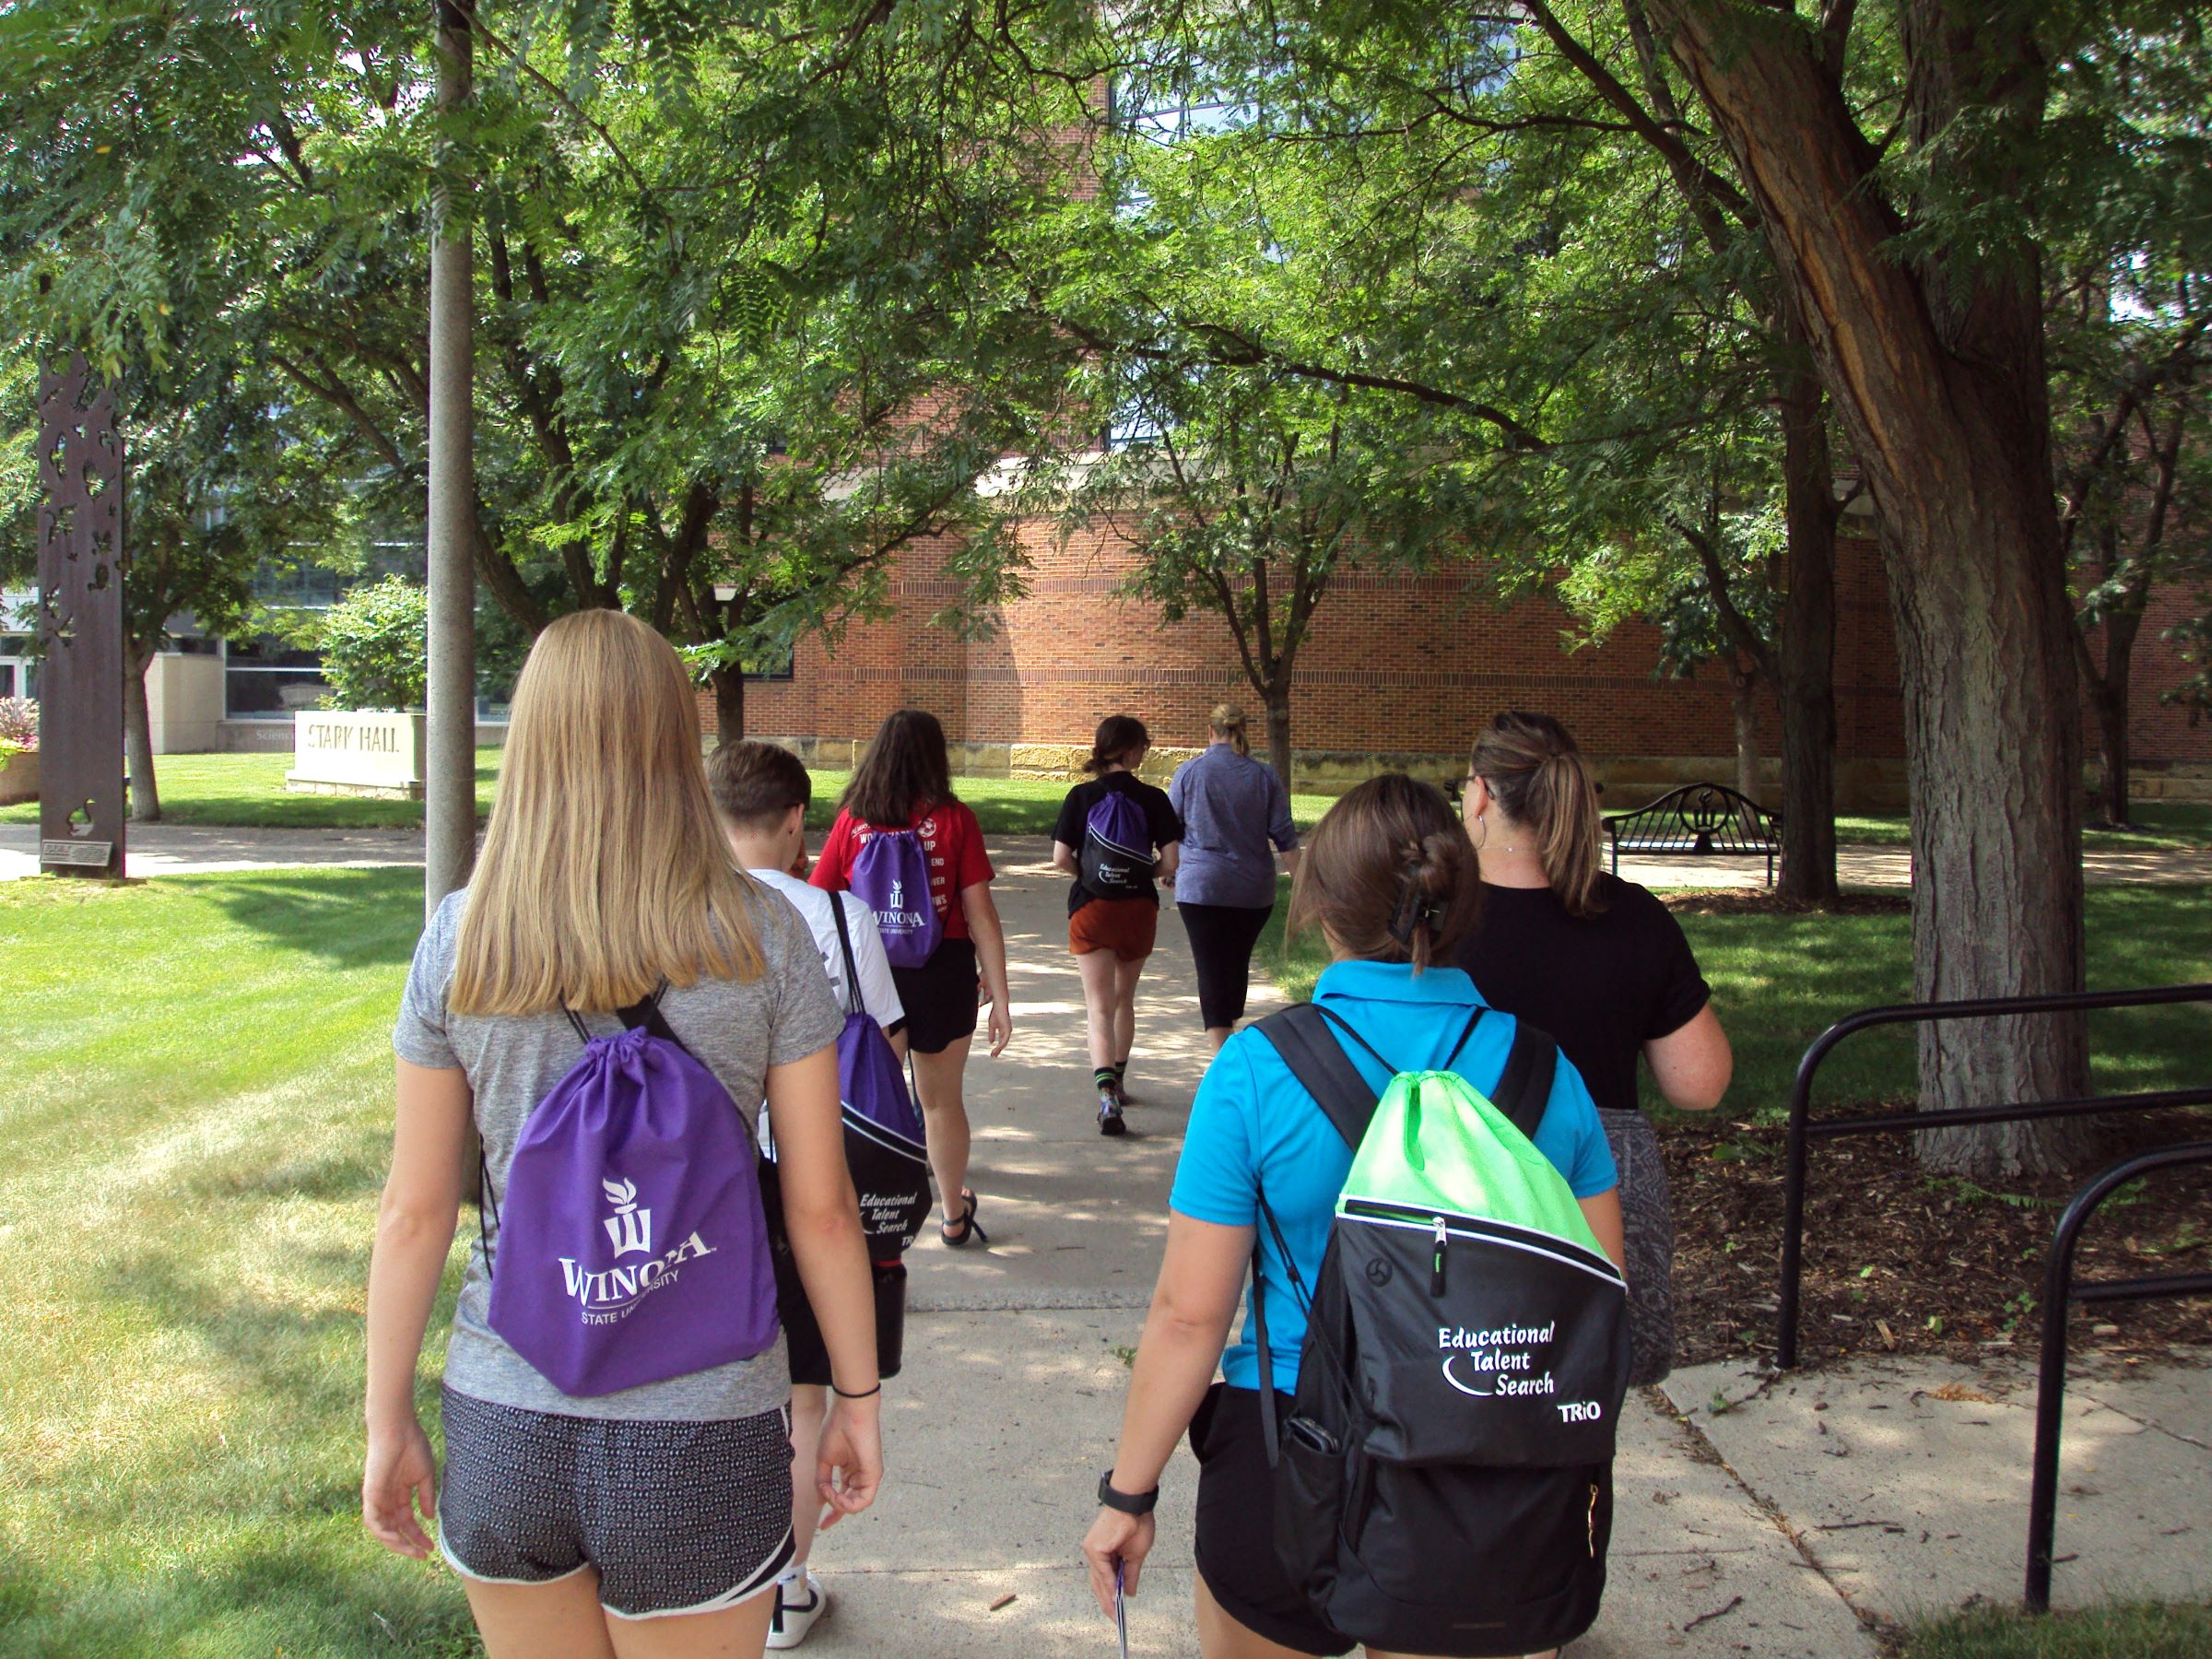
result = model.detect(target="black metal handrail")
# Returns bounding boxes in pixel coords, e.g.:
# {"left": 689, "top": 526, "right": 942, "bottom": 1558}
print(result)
{"left": 1776, "top": 982, "right": 2212, "bottom": 1369}
{"left": 2026, "top": 1140, "right": 2212, "bottom": 1611}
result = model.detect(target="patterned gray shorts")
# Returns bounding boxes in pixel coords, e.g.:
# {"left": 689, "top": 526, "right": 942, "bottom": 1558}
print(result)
{"left": 438, "top": 1387, "right": 794, "bottom": 1619}
{"left": 1599, "top": 1108, "right": 1677, "bottom": 1386}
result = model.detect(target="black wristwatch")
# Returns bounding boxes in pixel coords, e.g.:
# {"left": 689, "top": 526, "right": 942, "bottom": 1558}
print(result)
{"left": 1097, "top": 1472, "right": 1159, "bottom": 1515}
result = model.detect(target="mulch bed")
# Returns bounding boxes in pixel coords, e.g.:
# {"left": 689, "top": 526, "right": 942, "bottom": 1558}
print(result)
{"left": 1665, "top": 1108, "right": 2212, "bottom": 1370}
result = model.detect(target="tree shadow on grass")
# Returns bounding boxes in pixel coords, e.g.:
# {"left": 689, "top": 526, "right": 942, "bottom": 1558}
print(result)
{"left": 181, "top": 1132, "right": 391, "bottom": 1206}
{"left": 186, "top": 867, "right": 425, "bottom": 971}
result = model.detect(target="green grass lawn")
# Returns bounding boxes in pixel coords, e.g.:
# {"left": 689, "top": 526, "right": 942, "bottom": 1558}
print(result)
{"left": 0, "top": 749, "right": 506, "bottom": 830}
{"left": 1258, "top": 879, "right": 2212, "bottom": 1119}
{"left": 1903, "top": 1602, "right": 2212, "bottom": 1659}
{"left": 0, "top": 870, "right": 479, "bottom": 1658}
{"left": 4, "top": 750, "right": 1339, "bottom": 837}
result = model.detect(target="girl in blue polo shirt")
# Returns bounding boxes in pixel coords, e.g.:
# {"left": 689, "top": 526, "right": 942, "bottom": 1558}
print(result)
{"left": 1080, "top": 774, "right": 1623, "bottom": 1659}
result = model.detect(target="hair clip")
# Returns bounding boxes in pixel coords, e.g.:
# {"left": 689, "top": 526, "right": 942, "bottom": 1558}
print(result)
{"left": 1388, "top": 864, "right": 1446, "bottom": 946}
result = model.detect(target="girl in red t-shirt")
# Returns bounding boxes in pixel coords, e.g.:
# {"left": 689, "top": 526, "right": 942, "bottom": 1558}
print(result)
{"left": 813, "top": 710, "right": 1013, "bottom": 1246}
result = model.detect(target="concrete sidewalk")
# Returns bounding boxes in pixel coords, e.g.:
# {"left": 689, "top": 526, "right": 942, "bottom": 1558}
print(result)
{"left": 9, "top": 821, "right": 2212, "bottom": 887}
{"left": 0, "top": 821, "right": 424, "bottom": 879}
{"left": 1665, "top": 1352, "right": 2212, "bottom": 1626}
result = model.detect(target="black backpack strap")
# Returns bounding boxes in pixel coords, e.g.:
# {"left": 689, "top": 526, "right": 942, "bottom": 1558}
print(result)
{"left": 1253, "top": 1003, "right": 1382, "bottom": 1153}
{"left": 617, "top": 979, "right": 681, "bottom": 1046}
{"left": 1488, "top": 1018, "right": 1559, "bottom": 1139}
{"left": 1251, "top": 1002, "right": 1388, "bottom": 1470}
{"left": 827, "top": 890, "right": 865, "bottom": 1018}
{"left": 1250, "top": 1216, "right": 1277, "bottom": 1467}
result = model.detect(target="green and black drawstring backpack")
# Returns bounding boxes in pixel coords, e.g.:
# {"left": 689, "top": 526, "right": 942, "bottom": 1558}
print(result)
{"left": 1251, "top": 999, "right": 1630, "bottom": 1656}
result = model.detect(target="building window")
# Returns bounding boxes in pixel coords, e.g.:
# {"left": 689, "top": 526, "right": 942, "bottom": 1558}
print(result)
{"left": 744, "top": 640, "right": 796, "bottom": 681}
{"left": 0, "top": 636, "right": 34, "bottom": 702}
{"left": 223, "top": 635, "right": 331, "bottom": 720}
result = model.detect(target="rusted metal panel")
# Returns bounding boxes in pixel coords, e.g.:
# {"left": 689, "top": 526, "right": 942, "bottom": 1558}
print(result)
{"left": 35, "top": 353, "right": 126, "bottom": 878}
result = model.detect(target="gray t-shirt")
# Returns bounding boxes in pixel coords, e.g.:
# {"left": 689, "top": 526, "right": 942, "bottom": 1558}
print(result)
{"left": 394, "top": 881, "right": 844, "bottom": 1421}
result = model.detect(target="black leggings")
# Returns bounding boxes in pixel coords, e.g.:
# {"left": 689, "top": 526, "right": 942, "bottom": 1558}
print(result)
{"left": 1178, "top": 901, "right": 1274, "bottom": 1030}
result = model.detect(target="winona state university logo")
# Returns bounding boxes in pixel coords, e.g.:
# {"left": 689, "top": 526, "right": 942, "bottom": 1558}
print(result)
{"left": 558, "top": 1176, "right": 718, "bottom": 1324}
{"left": 603, "top": 1178, "right": 653, "bottom": 1256}
{"left": 876, "top": 877, "right": 931, "bottom": 934}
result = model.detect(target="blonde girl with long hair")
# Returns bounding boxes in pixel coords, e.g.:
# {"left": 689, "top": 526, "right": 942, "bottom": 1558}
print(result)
{"left": 365, "top": 611, "right": 883, "bottom": 1659}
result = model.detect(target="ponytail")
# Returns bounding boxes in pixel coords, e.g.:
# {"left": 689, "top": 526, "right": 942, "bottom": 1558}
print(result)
{"left": 1531, "top": 751, "right": 1605, "bottom": 918}
{"left": 1210, "top": 702, "right": 1250, "bottom": 757}
{"left": 1468, "top": 711, "right": 1606, "bottom": 918}
{"left": 1085, "top": 713, "right": 1150, "bottom": 774}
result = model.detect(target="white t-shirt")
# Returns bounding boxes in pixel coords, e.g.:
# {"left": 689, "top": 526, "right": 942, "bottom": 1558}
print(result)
{"left": 748, "top": 866, "right": 905, "bottom": 1033}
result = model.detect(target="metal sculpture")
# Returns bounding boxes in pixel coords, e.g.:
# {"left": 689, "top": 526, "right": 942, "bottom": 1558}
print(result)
{"left": 34, "top": 353, "right": 126, "bottom": 878}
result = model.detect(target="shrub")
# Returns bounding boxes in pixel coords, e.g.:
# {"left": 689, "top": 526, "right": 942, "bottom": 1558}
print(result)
{"left": 319, "top": 576, "right": 429, "bottom": 711}
{"left": 0, "top": 697, "right": 35, "bottom": 764}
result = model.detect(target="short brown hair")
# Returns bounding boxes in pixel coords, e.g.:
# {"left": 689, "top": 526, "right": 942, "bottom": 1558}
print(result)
{"left": 1288, "top": 774, "right": 1480, "bottom": 972}
{"left": 706, "top": 739, "right": 812, "bottom": 830}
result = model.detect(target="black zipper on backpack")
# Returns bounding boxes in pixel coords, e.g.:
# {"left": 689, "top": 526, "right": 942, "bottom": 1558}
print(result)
{"left": 1430, "top": 1216, "right": 1448, "bottom": 1297}
{"left": 1342, "top": 1196, "right": 1620, "bottom": 1281}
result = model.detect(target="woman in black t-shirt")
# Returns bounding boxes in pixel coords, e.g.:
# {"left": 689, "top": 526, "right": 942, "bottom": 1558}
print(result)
{"left": 1053, "top": 716, "right": 1183, "bottom": 1136}
{"left": 1452, "top": 711, "right": 1733, "bottom": 1382}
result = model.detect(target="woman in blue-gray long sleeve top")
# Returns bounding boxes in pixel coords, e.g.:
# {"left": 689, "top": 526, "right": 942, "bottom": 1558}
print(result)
{"left": 1167, "top": 705, "right": 1301, "bottom": 1049}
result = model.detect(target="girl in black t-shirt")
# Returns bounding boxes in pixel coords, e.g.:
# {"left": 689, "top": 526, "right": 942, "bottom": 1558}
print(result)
{"left": 1453, "top": 710, "right": 1734, "bottom": 1383}
{"left": 1053, "top": 716, "right": 1183, "bottom": 1135}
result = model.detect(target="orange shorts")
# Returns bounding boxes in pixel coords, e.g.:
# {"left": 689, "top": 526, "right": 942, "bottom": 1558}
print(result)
{"left": 1068, "top": 898, "right": 1159, "bottom": 961}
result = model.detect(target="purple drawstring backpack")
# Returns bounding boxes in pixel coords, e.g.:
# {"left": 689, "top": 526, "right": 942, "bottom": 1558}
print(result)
{"left": 825, "top": 894, "right": 933, "bottom": 1258}
{"left": 848, "top": 825, "right": 941, "bottom": 968}
{"left": 482, "top": 989, "right": 780, "bottom": 1397}
{"left": 1078, "top": 787, "right": 1155, "bottom": 900}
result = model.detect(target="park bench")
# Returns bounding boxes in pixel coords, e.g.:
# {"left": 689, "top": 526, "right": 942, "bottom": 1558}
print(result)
{"left": 1602, "top": 782, "right": 1781, "bottom": 885}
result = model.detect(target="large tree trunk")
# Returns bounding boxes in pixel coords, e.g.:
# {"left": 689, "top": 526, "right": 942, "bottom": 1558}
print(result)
{"left": 1656, "top": 0, "right": 2090, "bottom": 1178}
{"left": 1727, "top": 662, "right": 1760, "bottom": 804}
{"left": 711, "top": 663, "right": 745, "bottom": 748}
{"left": 124, "top": 644, "right": 159, "bottom": 823}
{"left": 1263, "top": 683, "right": 1293, "bottom": 792}
{"left": 2088, "top": 674, "right": 2129, "bottom": 829}
{"left": 2085, "top": 606, "right": 2141, "bottom": 828}
{"left": 1773, "top": 349, "right": 1840, "bottom": 900}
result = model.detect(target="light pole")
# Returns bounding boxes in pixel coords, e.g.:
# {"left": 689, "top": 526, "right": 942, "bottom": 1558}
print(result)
{"left": 424, "top": 0, "right": 477, "bottom": 916}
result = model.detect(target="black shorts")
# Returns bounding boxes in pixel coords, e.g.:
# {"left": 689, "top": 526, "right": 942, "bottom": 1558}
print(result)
{"left": 1178, "top": 902, "right": 1274, "bottom": 1030}
{"left": 890, "top": 936, "right": 980, "bottom": 1054}
{"left": 779, "top": 1258, "right": 910, "bottom": 1387}
{"left": 438, "top": 1387, "right": 794, "bottom": 1619}
{"left": 1189, "top": 1382, "right": 1354, "bottom": 1656}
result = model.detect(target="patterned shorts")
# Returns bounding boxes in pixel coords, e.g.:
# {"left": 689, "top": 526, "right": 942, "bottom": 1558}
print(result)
{"left": 438, "top": 1387, "right": 794, "bottom": 1619}
{"left": 1598, "top": 1108, "right": 1677, "bottom": 1386}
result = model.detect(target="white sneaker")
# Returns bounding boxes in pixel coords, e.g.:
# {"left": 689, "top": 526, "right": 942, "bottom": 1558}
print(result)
{"left": 767, "top": 1570, "right": 829, "bottom": 1650}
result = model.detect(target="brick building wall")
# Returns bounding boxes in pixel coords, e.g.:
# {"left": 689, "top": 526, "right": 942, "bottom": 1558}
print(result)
{"left": 715, "top": 511, "right": 2211, "bottom": 808}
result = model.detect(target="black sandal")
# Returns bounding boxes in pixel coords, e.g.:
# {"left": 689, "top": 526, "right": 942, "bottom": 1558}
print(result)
{"left": 941, "top": 1189, "right": 989, "bottom": 1248}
